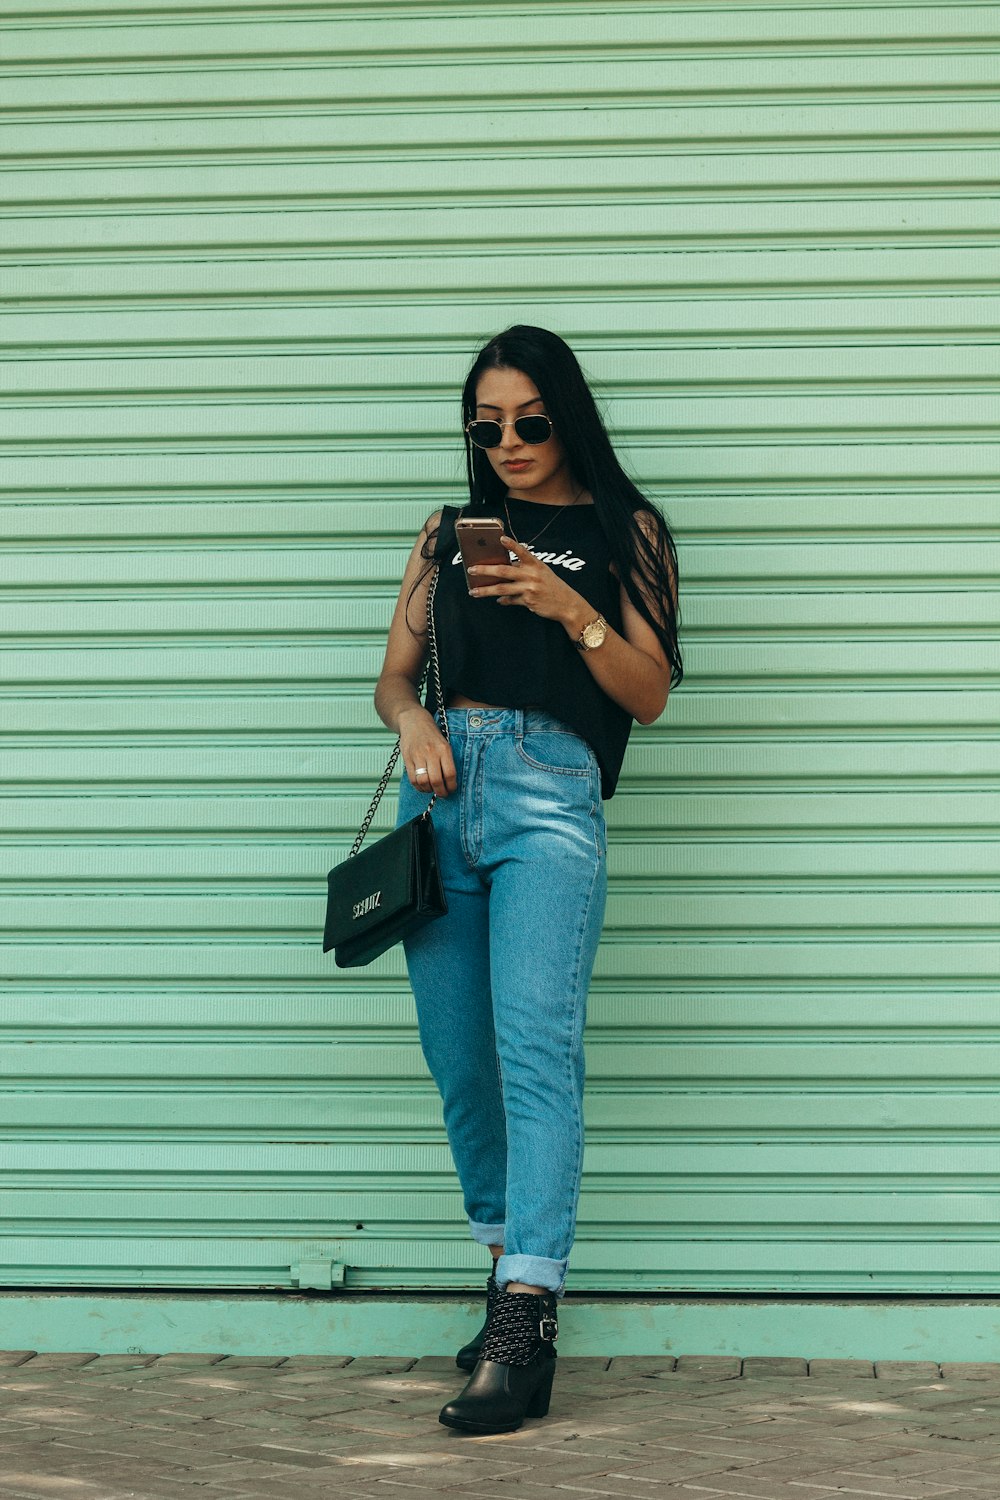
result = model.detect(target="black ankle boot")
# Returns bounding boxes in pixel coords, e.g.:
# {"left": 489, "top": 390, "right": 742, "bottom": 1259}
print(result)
{"left": 456, "top": 1270, "right": 499, "bottom": 1371}
{"left": 439, "top": 1286, "right": 558, "bottom": 1434}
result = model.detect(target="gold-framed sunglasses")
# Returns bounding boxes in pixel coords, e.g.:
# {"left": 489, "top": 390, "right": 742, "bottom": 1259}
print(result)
{"left": 464, "top": 415, "right": 554, "bottom": 450}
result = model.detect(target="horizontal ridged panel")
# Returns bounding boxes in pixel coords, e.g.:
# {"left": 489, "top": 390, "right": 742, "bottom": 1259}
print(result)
{"left": 2, "top": 0, "right": 998, "bottom": 1294}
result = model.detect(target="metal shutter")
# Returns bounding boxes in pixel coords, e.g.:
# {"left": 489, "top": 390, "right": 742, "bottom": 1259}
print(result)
{"left": 2, "top": 1, "right": 998, "bottom": 1292}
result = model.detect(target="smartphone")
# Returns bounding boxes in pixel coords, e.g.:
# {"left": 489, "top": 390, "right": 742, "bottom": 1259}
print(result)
{"left": 455, "top": 517, "right": 515, "bottom": 592}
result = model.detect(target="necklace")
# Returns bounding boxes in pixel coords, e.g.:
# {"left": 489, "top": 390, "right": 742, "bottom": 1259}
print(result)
{"left": 503, "top": 483, "right": 586, "bottom": 547}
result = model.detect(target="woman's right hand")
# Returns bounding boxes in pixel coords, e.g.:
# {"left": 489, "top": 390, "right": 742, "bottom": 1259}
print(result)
{"left": 398, "top": 706, "right": 457, "bottom": 798}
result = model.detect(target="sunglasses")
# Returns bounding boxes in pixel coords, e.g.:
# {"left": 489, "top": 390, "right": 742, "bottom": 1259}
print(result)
{"left": 465, "top": 415, "right": 554, "bottom": 450}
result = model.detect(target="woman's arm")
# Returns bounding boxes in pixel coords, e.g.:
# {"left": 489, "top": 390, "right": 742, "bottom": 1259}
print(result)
{"left": 556, "top": 588, "right": 670, "bottom": 726}
{"left": 467, "top": 512, "right": 677, "bottom": 726}
{"left": 373, "top": 511, "right": 458, "bottom": 798}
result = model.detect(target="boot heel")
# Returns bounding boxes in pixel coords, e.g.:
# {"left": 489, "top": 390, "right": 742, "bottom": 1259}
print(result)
{"left": 525, "top": 1359, "right": 555, "bottom": 1418}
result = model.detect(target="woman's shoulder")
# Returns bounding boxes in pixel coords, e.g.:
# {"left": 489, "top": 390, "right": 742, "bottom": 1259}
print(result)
{"left": 608, "top": 505, "right": 672, "bottom": 579}
{"left": 629, "top": 503, "right": 668, "bottom": 540}
{"left": 420, "top": 503, "right": 465, "bottom": 535}
{"left": 419, "top": 505, "right": 460, "bottom": 562}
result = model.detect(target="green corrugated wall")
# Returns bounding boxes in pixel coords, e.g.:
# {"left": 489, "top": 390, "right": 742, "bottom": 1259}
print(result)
{"left": 3, "top": 1, "right": 999, "bottom": 1295}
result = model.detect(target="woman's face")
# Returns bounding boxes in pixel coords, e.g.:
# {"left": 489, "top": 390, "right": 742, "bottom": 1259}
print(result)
{"left": 472, "top": 366, "right": 571, "bottom": 497}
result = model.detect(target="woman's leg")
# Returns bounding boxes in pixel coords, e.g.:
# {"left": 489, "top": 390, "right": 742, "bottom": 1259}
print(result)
{"left": 397, "top": 758, "right": 507, "bottom": 1248}
{"left": 483, "top": 723, "right": 608, "bottom": 1297}
{"left": 436, "top": 711, "right": 603, "bottom": 1434}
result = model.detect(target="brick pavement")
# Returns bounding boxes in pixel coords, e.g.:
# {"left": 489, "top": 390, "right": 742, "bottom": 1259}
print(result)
{"left": 0, "top": 1349, "right": 999, "bottom": 1499}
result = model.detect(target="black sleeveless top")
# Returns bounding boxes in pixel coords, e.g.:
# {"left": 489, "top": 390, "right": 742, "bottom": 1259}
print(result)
{"left": 424, "top": 499, "right": 633, "bottom": 799}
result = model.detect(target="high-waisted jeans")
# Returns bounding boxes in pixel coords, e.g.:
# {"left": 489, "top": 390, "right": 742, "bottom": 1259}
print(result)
{"left": 395, "top": 707, "right": 608, "bottom": 1297}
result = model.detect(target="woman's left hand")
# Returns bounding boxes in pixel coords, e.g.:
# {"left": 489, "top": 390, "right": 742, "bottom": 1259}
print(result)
{"left": 467, "top": 534, "right": 580, "bottom": 623}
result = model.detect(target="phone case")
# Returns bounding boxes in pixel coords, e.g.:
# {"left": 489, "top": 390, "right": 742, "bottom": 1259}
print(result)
{"left": 455, "top": 520, "right": 512, "bottom": 586}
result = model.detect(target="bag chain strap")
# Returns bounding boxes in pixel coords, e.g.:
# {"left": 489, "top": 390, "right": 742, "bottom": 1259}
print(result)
{"left": 349, "top": 566, "right": 448, "bottom": 858}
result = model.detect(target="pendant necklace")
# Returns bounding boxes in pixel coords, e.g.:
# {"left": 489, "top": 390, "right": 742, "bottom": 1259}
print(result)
{"left": 503, "top": 483, "right": 586, "bottom": 548}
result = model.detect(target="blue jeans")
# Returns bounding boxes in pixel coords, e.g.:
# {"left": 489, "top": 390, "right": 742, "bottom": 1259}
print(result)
{"left": 395, "top": 707, "right": 608, "bottom": 1298}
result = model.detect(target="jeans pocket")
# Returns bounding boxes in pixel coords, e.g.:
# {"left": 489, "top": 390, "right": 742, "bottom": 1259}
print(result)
{"left": 515, "top": 729, "right": 596, "bottom": 777}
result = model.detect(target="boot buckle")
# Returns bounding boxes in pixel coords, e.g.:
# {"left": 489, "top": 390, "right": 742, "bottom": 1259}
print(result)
{"left": 538, "top": 1315, "right": 559, "bottom": 1342}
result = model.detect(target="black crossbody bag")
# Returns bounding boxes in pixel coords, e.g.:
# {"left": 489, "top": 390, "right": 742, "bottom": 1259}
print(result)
{"left": 323, "top": 566, "right": 449, "bottom": 967}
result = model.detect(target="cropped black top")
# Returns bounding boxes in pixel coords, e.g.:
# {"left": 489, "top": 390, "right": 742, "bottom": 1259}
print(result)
{"left": 423, "top": 499, "right": 634, "bottom": 799}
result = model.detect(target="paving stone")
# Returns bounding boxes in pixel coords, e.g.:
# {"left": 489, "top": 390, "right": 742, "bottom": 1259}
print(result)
{"left": 740, "top": 1357, "right": 809, "bottom": 1378}
{"left": 875, "top": 1361, "right": 943, "bottom": 1380}
{"left": 648, "top": 1433, "right": 873, "bottom": 1466}
{"left": 546, "top": 1393, "right": 672, "bottom": 1423}
{"left": 223, "top": 1444, "right": 355, "bottom": 1469}
{"left": 214, "top": 1357, "right": 290, "bottom": 1369}
{"left": 0, "top": 1355, "right": 37, "bottom": 1369}
{"left": 607, "top": 1356, "right": 678, "bottom": 1374}
{"left": 460, "top": 1449, "right": 653, "bottom": 1476}
{"left": 146, "top": 1354, "right": 228, "bottom": 1366}
{"left": 421, "top": 1484, "right": 629, "bottom": 1499}
{"left": 615, "top": 1452, "right": 767, "bottom": 1484}
{"left": 297, "top": 1406, "right": 428, "bottom": 1437}
{"left": 78, "top": 1354, "right": 161, "bottom": 1372}
{"left": 0, "top": 1475, "right": 108, "bottom": 1496}
{"left": 230, "top": 1479, "right": 399, "bottom": 1499}
{"left": 917, "top": 1469, "right": 1000, "bottom": 1490}
{"left": 675, "top": 1357, "right": 743, "bottom": 1377}
{"left": 677, "top": 1483, "right": 877, "bottom": 1499}
{"left": 158, "top": 1459, "right": 309, "bottom": 1484}
{"left": 245, "top": 1484, "right": 396, "bottom": 1498}
{"left": 776, "top": 1473, "right": 963, "bottom": 1496}
{"left": 16, "top": 1354, "right": 99, "bottom": 1370}
{"left": 817, "top": 1424, "right": 993, "bottom": 1452}
{"left": 440, "top": 1481, "right": 635, "bottom": 1498}
{"left": 272, "top": 1356, "right": 352, "bottom": 1370}
{"left": 267, "top": 1374, "right": 363, "bottom": 1393}
{"left": 408, "top": 1355, "right": 464, "bottom": 1372}
{"left": 599, "top": 1414, "right": 763, "bottom": 1444}
{"left": 940, "top": 1363, "right": 1000, "bottom": 1381}
{"left": 848, "top": 1454, "right": 992, "bottom": 1479}
{"left": 342, "top": 1357, "right": 419, "bottom": 1374}
{"left": 808, "top": 1359, "right": 876, "bottom": 1378}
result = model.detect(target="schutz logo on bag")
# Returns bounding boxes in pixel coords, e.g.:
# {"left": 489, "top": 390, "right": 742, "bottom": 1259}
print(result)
{"left": 352, "top": 890, "right": 382, "bottom": 921}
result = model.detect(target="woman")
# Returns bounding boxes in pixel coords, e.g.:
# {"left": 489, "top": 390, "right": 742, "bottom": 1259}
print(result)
{"left": 374, "top": 325, "right": 682, "bottom": 1433}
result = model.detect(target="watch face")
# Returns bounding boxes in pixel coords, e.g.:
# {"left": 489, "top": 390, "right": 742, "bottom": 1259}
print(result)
{"left": 583, "top": 619, "right": 606, "bottom": 648}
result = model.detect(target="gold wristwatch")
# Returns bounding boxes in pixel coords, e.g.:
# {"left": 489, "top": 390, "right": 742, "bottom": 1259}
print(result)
{"left": 575, "top": 614, "right": 608, "bottom": 652}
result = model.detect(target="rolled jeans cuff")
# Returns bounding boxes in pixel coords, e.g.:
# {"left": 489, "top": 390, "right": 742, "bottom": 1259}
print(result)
{"left": 495, "top": 1252, "right": 567, "bottom": 1299}
{"left": 468, "top": 1218, "right": 505, "bottom": 1248}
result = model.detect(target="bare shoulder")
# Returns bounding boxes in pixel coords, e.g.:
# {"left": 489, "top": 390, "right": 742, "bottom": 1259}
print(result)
{"left": 401, "top": 508, "right": 445, "bottom": 565}
{"left": 632, "top": 507, "right": 666, "bottom": 543}
{"left": 609, "top": 508, "right": 664, "bottom": 579}
{"left": 625, "top": 506, "right": 678, "bottom": 611}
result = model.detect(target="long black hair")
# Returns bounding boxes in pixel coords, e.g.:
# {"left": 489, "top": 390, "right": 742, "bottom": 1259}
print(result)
{"left": 410, "top": 324, "right": 682, "bottom": 687}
